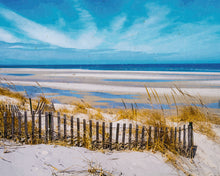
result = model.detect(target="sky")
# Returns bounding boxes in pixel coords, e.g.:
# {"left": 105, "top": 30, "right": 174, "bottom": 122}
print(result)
{"left": 0, "top": 0, "right": 219, "bottom": 65}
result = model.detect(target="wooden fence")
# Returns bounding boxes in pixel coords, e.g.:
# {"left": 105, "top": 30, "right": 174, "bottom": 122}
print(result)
{"left": 0, "top": 105, "right": 196, "bottom": 158}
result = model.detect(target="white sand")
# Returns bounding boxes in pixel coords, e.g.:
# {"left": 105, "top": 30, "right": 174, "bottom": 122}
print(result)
{"left": 0, "top": 141, "right": 178, "bottom": 176}
{"left": 0, "top": 128, "right": 220, "bottom": 176}
{"left": 0, "top": 95, "right": 220, "bottom": 175}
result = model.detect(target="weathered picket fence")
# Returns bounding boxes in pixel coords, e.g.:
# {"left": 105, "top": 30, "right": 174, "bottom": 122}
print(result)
{"left": 0, "top": 105, "right": 196, "bottom": 158}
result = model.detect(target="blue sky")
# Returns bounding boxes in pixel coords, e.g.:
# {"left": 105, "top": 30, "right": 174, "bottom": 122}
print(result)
{"left": 0, "top": 0, "right": 219, "bottom": 64}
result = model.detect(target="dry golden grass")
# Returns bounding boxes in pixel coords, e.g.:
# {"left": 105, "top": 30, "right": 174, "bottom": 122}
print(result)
{"left": 0, "top": 86, "right": 26, "bottom": 105}
{"left": 72, "top": 101, "right": 91, "bottom": 114}
{"left": 89, "top": 111, "right": 105, "bottom": 121}
{"left": 1, "top": 84, "right": 220, "bottom": 175}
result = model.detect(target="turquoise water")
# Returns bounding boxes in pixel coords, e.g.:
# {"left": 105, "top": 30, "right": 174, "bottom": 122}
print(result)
{"left": 1, "top": 64, "right": 220, "bottom": 72}
{"left": 1, "top": 83, "right": 83, "bottom": 98}
{"left": 89, "top": 92, "right": 139, "bottom": 99}
{"left": 0, "top": 73, "right": 34, "bottom": 76}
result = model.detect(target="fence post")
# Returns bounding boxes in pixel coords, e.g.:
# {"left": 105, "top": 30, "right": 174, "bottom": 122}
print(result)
{"left": 183, "top": 125, "right": 186, "bottom": 149}
{"left": 129, "top": 123, "right": 132, "bottom": 150}
{"left": 122, "top": 123, "right": 126, "bottom": 149}
{"left": 4, "top": 112, "right": 7, "bottom": 138}
{"left": 96, "top": 121, "right": 99, "bottom": 147}
{"left": 165, "top": 127, "right": 168, "bottom": 144}
{"left": 89, "top": 120, "right": 92, "bottom": 146}
{"left": 83, "top": 119, "right": 86, "bottom": 147}
{"left": 24, "top": 111, "right": 28, "bottom": 143}
{"left": 160, "top": 127, "right": 164, "bottom": 143}
{"left": 45, "top": 112, "right": 48, "bottom": 144}
{"left": 102, "top": 122, "right": 105, "bottom": 149}
{"left": 57, "top": 112, "right": 61, "bottom": 139}
{"left": 188, "top": 122, "right": 194, "bottom": 157}
{"left": 170, "top": 127, "right": 173, "bottom": 144}
{"left": 64, "top": 114, "right": 66, "bottom": 141}
{"left": 154, "top": 127, "right": 158, "bottom": 143}
{"left": 29, "top": 98, "right": 33, "bottom": 115}
{"left": 141, "top": 126, "right": 145, "bottom": 149}
{"left": 71, "top": 116, "right": 73, "bottom": 145}
{"left": 174, "top": 127, "right": 177, "bottom": 146}
{"left": 39, "top": 111, "right": 41, "bottom": 141}
{"left": 49, "top": 112, "right": 53, "bottom": 142}
{"left": 178, "top": 127, "right": 181, "bottom": 144}
{"left": 148, "top": 126, "right": 152, "bottom": 147}
{"left": 116, "top": 123, "right": 120, "bottom": 150}
{"left": 32, "top": 111, "right": 35, "bottom": 144}
{"left": 135, "top": 125, "right": 139, "bottom": 148}
{"left": 18, "top": 112, "right": 21, "bottom": 141}
{"left": 77, "top": 118, "right": 80, "bottom": 146}
{"left": 109, "top": 122, "right": 112, "bottom": 150}
{"left": 11, "top": 113, "right": 14, "bottom": 139}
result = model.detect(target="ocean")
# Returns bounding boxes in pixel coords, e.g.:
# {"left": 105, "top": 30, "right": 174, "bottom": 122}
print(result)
{"left": 0, "top": 63, "right": 220, "bottom": 72}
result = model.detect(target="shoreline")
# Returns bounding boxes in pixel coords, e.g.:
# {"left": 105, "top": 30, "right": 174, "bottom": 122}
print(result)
{"left": 1, "top": 68, "right": 220, "bottom": 107}
{"left": 1, "top": 67, "right": 220, "bottom": 75}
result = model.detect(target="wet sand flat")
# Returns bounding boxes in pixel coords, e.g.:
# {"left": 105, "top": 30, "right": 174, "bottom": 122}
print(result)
{"left": 1, "top": 68, "right": 220, "bottom": 107}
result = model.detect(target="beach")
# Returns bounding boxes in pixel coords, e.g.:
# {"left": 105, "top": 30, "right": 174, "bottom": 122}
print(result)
{"left": 0, "top": 68, "right": 220, "bottom": 109}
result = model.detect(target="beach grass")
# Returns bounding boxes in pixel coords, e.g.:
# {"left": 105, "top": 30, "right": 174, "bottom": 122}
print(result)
{"left": 0, "top": 83, "right": 220, "bottom": 175}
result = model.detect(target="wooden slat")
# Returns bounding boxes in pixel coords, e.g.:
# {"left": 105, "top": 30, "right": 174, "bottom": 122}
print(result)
{"left": 71, "top": 116, "right": 73, "bottom": 145}
{"left": 141, "top": 126, "right": 145, "bottom": 148}
{"left": 102, "top": 122, "right": 105, "bottom": 149}
{"left": 77, "top": 118, "right": 80, "bottom": 146}
{"left": 29, "top": 98, "right": 33, "bottom": 115}
{"left": 165, "top": 127, "right": 168, "bottom": 143}
{"left": 160, "top": 127, "right": 164, "bottom": 143}
{"left": 154, "top": 127, "right": 158, "bottom": 143}
{"left": 83, "top": 119, "right": 86, "bottom": 147}
{"left": 89, "top": 120, "right": 92, "bottom": 143}
{"left": 135, "top": 125, "right": 139, "bottom": 148}
{"left": 183, "top": 125, "right": 186, "bottom": 148}
{"left": 11, "top": 113, "right": 14, "bottom": 139}
{"left": 38, "top": 111, "right": 42, "bottom": 140}
{"left": 32, "top": 111, "right": 35, "bottom": 144}
{"left": 57, "top": 112, "right": 61, "bottom": 139}
{"left": 18, "top": 112, "right": 21, "bottom": 141}
{"left": 129, "top": 123, "right": 132, "bottom": 150}
{"left": 122, "top": 123, "right": 126, "bottom": 149}
{"left": 49, "top": 112, "right": 53, "bottom": 142}
{"left": 109, "top": 122, "right": 112, "bottom": 150}
{"left": 24, "top": 111, "right": 28, "bottom": 143}
{"left": 178, "top": 127, "right": 181, "bottom": 144}
{"left": 4, "top": 112, "right": 7, "bottom": 138}
{"left": 148, "top": 126, "right": 152, "bottom": 147}
{"left": 116, "top": 123, "right": 120, "bottom": 149}
{"left": 45, "top": 112, "right": 48, "bottom": 144}
{"left": 96, "top": 121, "right": 99, "bottom": 144}
{"left": 174, "top": 127, "right": 177, "bottom": 145}
{"left": 64, "top": 114, "right": 67, "bottom": 141}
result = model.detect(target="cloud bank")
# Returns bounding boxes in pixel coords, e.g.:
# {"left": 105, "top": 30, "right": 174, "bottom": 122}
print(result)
{"left": 0, "top": 0, "right": 219, "bottom": 64}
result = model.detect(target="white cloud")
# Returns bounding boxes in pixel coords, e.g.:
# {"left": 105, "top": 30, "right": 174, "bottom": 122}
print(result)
{"left": 0, "top": 2, "right": 219, "bottom": 59}
{"left": 8, "top": 45, "right": 24, "bottom": 49}
{"left": 113, "top": 42, "right": 152, "bottom": 52}
{"left": 111, "top": 15, "right": 127, "bottom": 32}
{"left": 110, "top": 3, "right": 220, "bottom": 56}
{"left": 0, "top": 6, "right": 102, "bottom": 49}
{"left": 0, "top": 28, "right": 20, "bottom": 43}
